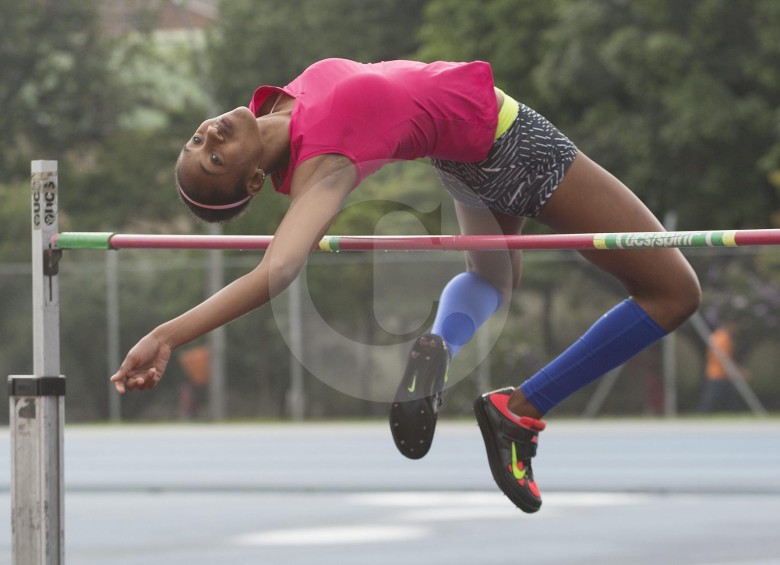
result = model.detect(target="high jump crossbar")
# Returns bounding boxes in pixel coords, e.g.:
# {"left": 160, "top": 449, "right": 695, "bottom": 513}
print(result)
{"left": 53, "top": 228, "right": 780, "bottom": 252}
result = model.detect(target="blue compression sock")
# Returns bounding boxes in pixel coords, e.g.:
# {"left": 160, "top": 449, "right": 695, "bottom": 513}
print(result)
{"left": 520, "top": 299, "right": 667, "bottom": 414}
{"left": 431, "top": 272, "right": 502, "bottom": 359}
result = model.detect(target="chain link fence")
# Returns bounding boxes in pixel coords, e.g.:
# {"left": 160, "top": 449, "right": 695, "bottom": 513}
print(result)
{"left": 2, "top": 245, "right": 779, "bottom": 423}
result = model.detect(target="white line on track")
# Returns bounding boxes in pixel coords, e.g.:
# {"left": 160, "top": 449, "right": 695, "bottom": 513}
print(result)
{"left": 233, "top": 525, "right": 429, "bottom": 546}
{"left": 230, "top": 491, "right": 652, "bottom": 546}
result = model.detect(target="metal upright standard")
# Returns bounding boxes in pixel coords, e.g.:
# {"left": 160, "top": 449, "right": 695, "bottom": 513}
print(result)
{"left": 8, "top": 161, "right": 65, "bottom": 564}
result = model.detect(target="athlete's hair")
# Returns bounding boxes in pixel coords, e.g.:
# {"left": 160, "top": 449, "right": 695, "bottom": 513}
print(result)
{"left": 174, "top": 153, "right": 251, "bottom": 223}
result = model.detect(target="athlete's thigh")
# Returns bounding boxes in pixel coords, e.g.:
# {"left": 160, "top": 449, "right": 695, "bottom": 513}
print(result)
{"left": 454, "top": 201, "right": 525, "bottom": 297}
{"left": 535, "top": 152, "right": 699, "bottom": 324}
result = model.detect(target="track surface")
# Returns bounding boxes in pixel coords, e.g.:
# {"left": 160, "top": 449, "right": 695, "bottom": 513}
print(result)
{"left": 1, "top": 419, "right": 779, "bottom": 564}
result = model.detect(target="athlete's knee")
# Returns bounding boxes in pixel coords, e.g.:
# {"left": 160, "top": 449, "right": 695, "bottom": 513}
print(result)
{"left": 640, "top": 269, "right": 701, "bottom": 330}
{"left": 468, "top": 268, "right": 515, "bottom": 304}
{"left": 674, "top": 272, "right": 702, "bottom": 322}
{"left": 467, "top": 254, "right": 521, "bottom": 303}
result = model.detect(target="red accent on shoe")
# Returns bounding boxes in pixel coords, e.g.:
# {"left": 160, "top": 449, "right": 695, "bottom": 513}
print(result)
{"left": 529, "top": 481, "right": 540, "bottom": 497}
{"left": 518, "top": 479, "right": 526, "bottom": 486}
{"left": 519, "top": 416, "right": 546, "bottom": 432}
{"left": 487, "top": 393, "right": 547, "bottom": 432}
{"left": 487, "top": 392, "right": 522, "bottom": 424}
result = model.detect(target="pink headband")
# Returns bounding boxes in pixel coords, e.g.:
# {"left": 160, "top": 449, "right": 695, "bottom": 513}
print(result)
{"left": 178, "top": 184, "right": 253, "bottom": 210}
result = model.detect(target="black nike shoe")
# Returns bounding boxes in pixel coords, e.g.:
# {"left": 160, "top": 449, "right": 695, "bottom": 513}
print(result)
{"left": 390, "top": 334, "right": 449, "bottom": 460}
{"left": 473, "top": 387, "right": 546, "bottom": 513}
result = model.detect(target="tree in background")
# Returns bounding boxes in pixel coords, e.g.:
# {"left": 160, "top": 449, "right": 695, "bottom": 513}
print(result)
{"left": 4, "top": 0, "right": 780, "bottom": 419}
{"left": 417, "top": 0, "right": 556, "bottom": 110}
{"left": 0, "top": 0, "right": 121, "bottom": 182}
{"left": 419, "top": 0, "right": 780, "bottom": 229}
{"left": 206, "top": 0, "right": 428, "bottom": 107}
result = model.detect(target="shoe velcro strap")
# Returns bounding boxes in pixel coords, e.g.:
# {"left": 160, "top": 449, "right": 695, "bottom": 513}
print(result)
{"left": 499, "top": 419, "right": 538, "bottom": 457}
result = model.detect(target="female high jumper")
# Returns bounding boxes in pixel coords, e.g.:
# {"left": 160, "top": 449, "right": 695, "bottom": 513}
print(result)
{"left": 110, "top": 58, "right": 700, "bottom": 513}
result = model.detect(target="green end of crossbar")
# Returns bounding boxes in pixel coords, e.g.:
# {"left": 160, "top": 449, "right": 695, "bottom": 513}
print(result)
{"left": 55, "top": 232, "right": 114, "bottom": 250}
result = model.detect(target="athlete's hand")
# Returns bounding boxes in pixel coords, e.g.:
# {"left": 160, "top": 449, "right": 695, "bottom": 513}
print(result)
{"left": 110, "top": 333, "right": 172, "bottom": 394}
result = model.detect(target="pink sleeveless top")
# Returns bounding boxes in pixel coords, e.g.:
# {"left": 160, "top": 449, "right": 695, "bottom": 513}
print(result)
{"left": 248, "top": 58, "right": 498, "bottom": 195}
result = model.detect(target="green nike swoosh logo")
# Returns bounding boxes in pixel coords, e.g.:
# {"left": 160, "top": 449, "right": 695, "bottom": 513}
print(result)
{"left": 511, "top": 443, "right": 526, "bottom": 480}
{"left": 407, "top": 372, "right": 418, "bottom": 393}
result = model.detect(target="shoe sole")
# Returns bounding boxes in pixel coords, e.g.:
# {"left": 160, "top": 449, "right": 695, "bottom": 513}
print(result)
{"left": 390, "top": 397, "right": 437, "bottom": 459}
{"left": 473, "top": 396, "right": 541, "bottom": 513}
{"left": 390, "top": 336, "right": 447, "bottom": 460}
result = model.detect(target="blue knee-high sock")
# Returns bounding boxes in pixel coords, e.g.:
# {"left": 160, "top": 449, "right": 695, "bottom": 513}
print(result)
{"left": 431, "top": 272, "right": 502, "bottom": 359}
{"left": 520, "top": 299, "right": 667, "bottom": 414}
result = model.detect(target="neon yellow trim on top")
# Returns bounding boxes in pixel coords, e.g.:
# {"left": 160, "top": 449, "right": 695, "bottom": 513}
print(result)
{"left": 495, "top": 88, "right": 519, "bottom": 140}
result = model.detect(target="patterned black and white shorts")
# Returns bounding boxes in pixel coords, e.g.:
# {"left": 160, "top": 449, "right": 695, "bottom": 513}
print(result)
{"left": 432, "top": 104, "right": 578, "bottom": 218}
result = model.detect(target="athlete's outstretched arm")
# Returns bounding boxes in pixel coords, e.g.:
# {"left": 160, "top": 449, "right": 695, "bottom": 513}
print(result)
{"left": 110, "top": 155, "right": 356, "bottom": 393}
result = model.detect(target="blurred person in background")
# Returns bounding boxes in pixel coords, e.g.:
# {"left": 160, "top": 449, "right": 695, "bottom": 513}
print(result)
{"left": 698, "top": 320, "right": 746, "bottom": 413}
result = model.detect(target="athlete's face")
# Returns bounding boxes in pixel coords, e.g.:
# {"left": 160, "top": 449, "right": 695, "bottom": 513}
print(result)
{"left": 178, "top": 106, "right": 262, "bottom": 196}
